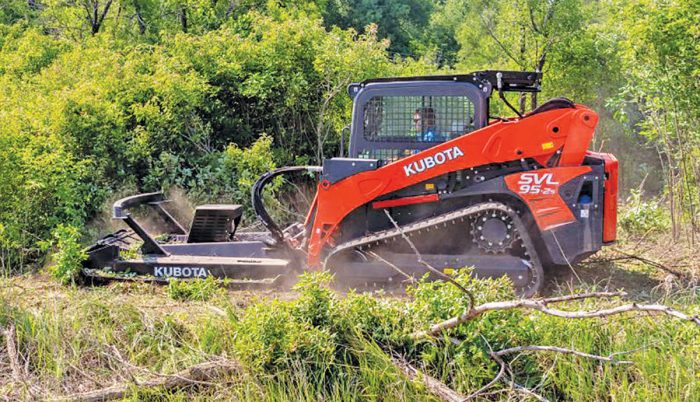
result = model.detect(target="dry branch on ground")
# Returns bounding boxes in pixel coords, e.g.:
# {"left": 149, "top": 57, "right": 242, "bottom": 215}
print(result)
{"left": 492, "top": 345, "right": 634, "bottom": 364}
{"left": 2, "top": 324, "right": 40, "bottom": 398}
{"left": 390, "top": 355, "right": 466, "bottom": 402}
{"left": 411, "top": 292, "right": 700, "bottom": 339}
{"left": 57, "top": 359, "right": 241, "bottom": 402}
{"left": 464, "top": 344, "right": 634, "bottom": 401}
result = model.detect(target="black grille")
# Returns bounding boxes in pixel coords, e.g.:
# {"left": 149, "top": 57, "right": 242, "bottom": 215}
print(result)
{"left": 187, "top": 205, "right": 242, "bottom": 243}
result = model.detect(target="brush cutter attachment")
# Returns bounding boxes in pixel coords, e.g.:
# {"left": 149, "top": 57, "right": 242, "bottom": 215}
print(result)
{"left": 82, "top": 192, "right": 299, "bottom": 287}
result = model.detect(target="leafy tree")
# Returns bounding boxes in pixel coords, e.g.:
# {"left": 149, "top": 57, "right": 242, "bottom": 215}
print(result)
{"left": 321, "top": 0, "right": 435, "bottom": 57}
{"left": 612, "top": 0, "right": 700, "bottom": 238}
{"left": 453, "top": 0, "right": 592, "bottom": 110}
{"left": 420, "top": 0, "right": 472, "bottom": 66}
{"left": 0, "top": 0, "right": 697, "bottom": 274}
{"left": 0, "top": 0, "right": 38, "bottom": 25}
{"left": 0, "top": 8, "right": 420, "bottom": 272}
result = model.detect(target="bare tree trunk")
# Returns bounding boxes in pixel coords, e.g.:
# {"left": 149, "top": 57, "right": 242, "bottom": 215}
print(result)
{"left": 83, "top": 0, "right": 114, "bottom": 35}
{"left": 112, "top": 2, "right": 121, "bottom": 38}
{"left": 225, "top": 0, "right": 237, "bottom": 18}
{"left": 62, "top": 359, "right": 242, "bottom": 401}
{"left": 391, "top": 356, "right": 466, "bottom": 402}
{"left": 661, "top": 123, "right": 679, "bottom": 240}
{"left": 133, "top": 0, "right": 147, "bottom": 35}
{"left": 650, "top": 109, "right": 679, "bottom": 239}
{"left": 527, "top": 0, "right": 557, "bottom": 111}
{"left": 179, "top": 5, "right": 188, "bottom": 33}
{"left": 92, "top": 1, "right": 98, "bottom": 34}
{"left": 519, "top": 26, "right": 527, "bottom": 114}
{"left": 532, "top": 52, "right": 546, "bottom": 110}
{"left": 672, "top": 114, "right": 698, "bottom": 242}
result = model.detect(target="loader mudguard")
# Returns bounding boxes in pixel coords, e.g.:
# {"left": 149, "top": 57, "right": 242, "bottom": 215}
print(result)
{"left": 305, "top": 105, "right": 599, "bottom": 268}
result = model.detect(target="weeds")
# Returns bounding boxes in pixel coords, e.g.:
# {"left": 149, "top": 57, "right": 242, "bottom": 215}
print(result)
{"left": 47, "top": 224, "right": 86, "bottom": 285}
{"left": 620, "top": 190, "right": 670, "bottom": 236}
{"left": 0, "top": 269, "right": 698, "bottom": 400}
{"left": 167, "top": 277, "right": 225, "bottom": 301}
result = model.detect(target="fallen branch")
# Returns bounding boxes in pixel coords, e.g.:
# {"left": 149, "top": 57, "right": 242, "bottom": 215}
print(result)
{"left": 466, "top": 344, "right": 633, "bottom": 401}
{"left": 537, "top": 291, "right": 627, "bottom": 304}
{"left": 492, "top": 345, "right": 633, "bottom": 365}
{"left": 367, "top": 250, "right": 417, "bottom": 285}
{"left": 463, "top": 352, "right": 506, "bottom": 401}
{"left": 609, "top": 248, "right": 687, "bottom": 279}
{"left": 3, "top": 324, "right": 24, "bottom": 385}
{"left": 411, "top": 293, "right": 700, "bottom": 339}
{"left": 59, "top": 359, "right": 242, "bottom": 402}
{"left": 391, "top": 355, "right": 466, "bottom": 402}
{"left": 509, "top": 380, "right": 550, "bottom": 402}
{"left": 487, "top": 349, "right": 550, "bottom": 402}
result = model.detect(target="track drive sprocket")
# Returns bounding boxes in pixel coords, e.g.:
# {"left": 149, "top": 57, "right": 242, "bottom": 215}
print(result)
{"left": 470, "top": 209, "right": 516, "bottom": 254}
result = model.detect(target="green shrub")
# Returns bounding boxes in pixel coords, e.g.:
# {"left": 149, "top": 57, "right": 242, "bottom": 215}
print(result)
{"left": 2, "top": 268, "right": 698, "bottom": 400}
{"left": 620, "top": 190, "right": 670, "bottom": 236}
{"left": 48, "top": 224, "right": 86, "bottom": 285}
{"left": 167, "top": 277, "right": 225, "bottom": 301}
{"left": 0, "top": 13, "right": 424, "bottom": 275}
{"left": 405, "top": 269, "right": 539, "bottom": 392}
{"left": 229, "top": 270, "right": 541, "bottom": 395}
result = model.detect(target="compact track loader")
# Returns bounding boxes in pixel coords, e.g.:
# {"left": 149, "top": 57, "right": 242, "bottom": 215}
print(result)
{"left": 83, "top": 71, "right": 619, "bottom": 296}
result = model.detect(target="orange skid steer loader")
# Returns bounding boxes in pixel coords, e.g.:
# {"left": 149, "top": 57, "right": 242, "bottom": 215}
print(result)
{"left": 83, "top": 71, "right": 618, "bottom": 296}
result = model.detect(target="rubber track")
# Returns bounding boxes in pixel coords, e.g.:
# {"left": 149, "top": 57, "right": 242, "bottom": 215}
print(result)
{"left": 323, "top": 202, "right": 543, "bottom": 295}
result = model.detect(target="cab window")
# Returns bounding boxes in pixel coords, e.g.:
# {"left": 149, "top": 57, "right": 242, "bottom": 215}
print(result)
{"left": 363, "top": 95, "right": 476, "bottom": 143}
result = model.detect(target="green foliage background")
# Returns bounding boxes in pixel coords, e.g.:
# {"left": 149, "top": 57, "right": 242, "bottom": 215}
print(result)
{"left": 0, "top": 0, "right": 698, "bottom": 272}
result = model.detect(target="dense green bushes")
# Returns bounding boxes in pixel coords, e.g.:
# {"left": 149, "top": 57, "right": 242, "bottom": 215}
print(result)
{"left": 232, "top": 271, "right": 542, "bottom": 395}
{"left": 620, "top": 189, "right": 671, "bottom": 236}
{"left": 47, "top": 224, "right": 86, "bottom": 285}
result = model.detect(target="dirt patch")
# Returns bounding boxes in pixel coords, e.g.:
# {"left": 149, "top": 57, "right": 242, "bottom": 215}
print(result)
{"left": 541, "top": 233, "right": 698, "bottom": 298}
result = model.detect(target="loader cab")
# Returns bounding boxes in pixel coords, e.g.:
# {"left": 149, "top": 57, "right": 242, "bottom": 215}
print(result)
{"left": 347, "top": 78, "right": 491, "bottom": 164}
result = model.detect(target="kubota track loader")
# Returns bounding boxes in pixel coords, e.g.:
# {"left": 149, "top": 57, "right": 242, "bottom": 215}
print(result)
{"left": 83, "top": 71, "right": 618, "bottom": 296}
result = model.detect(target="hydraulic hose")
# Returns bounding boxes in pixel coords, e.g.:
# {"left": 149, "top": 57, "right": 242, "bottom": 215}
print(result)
{"left": 252, "top": 166, "right": 322, "bottom": 244}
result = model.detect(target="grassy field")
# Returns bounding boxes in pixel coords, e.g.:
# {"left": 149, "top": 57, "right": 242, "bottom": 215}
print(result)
{"left": 0, "top": 234, "right": 698, "bottom": 401}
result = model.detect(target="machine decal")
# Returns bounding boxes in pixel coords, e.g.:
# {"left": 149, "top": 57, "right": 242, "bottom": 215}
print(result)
{"left": 505, "top": 166, "right": 591, "bottom": 231}
{"left": 154, "top": 266, "right": 210, "bottom": 278}
{"left": 403, "top": 146, "right": 464, "bottom": 177}
{"left": 517, "top": 172, "right": 559, "bottom": 195}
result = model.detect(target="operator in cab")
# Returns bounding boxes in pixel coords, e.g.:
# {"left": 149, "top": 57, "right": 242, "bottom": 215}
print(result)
{"left": 413, "top": 107, "right": 440, "bottom": 142}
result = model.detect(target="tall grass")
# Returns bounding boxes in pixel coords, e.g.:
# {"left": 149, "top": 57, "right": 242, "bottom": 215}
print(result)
{"left": 0, "top": 271, "right": 698, "bottom": 401}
